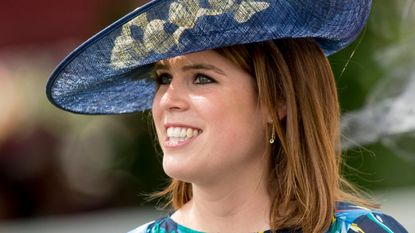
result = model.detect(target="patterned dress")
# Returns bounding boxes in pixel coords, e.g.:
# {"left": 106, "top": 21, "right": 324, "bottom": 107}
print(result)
{"left": 128, "top": 202, "right": 407, "bottom": 233}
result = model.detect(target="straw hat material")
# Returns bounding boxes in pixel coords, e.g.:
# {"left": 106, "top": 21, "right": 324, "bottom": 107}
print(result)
{"left": 46, "top": 0, "right": 372, "bottom": 114}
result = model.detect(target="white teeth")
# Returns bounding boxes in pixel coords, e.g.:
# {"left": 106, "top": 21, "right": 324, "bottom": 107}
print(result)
{"left": 173, "top": 127, "right": 181, "bottom": 137}
{"left": 180, "top": 128, "right": 186, "bottom": 137}
{"left": 167, "top": 127, "right": 173, "bottom": 136}
{"left": 186, "top": 128, "right": 193, "bottom": 138}
{"left": 166, "top": 127, "right": 201, "bottom": 139}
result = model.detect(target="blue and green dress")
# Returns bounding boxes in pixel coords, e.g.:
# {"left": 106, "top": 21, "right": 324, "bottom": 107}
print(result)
{"left": 128, "top": 202, "right": 407, "bottom": 233}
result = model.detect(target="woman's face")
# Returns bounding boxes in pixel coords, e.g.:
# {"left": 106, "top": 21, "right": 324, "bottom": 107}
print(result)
{"left": 152, "top": 50, "right": 269, "bottom": 184}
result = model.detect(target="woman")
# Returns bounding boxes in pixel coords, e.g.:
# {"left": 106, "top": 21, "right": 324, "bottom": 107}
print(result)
{"left": 46, "top": 0, "right": 408, "bottom": 232}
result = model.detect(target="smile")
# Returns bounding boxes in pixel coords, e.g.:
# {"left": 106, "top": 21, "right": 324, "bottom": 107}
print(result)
{"left": 165, "top": 126, "right": 202, "bottom": 147}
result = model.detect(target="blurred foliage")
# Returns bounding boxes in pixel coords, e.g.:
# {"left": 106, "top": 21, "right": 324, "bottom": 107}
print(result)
{"left": 110, "top": 114, "right": 167, "bottom": 206}
{"left": 329, "top": 0, "right": 415, "bottom": 191}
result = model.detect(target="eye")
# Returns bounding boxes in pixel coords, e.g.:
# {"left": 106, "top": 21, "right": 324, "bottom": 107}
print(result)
{"left": 155, "top": 73, "right": 172, "bottom": 85}
{"left": 193, "top": 74, "right": 216, "bottom": 84}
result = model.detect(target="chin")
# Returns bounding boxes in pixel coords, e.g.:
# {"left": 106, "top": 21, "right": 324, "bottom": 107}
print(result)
{"left": 162, "top": 158, "right": 194, "bottom": 182}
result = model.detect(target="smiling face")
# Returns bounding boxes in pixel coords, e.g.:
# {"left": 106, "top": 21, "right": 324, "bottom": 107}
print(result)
{"left": 151, "top": 50, "right": 269, "bottom": 185}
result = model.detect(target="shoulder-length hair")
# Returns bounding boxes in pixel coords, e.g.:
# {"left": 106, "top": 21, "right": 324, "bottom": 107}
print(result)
{"left": 153, "top": 38, "right": 374, "bottom": 233}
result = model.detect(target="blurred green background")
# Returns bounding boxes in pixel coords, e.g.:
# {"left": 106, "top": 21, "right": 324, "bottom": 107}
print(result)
{"left": 331, "top": 0, "right": 415, "bottom": 191}
{"left": 0, "top": 0, "right": 414, "bottom": 232}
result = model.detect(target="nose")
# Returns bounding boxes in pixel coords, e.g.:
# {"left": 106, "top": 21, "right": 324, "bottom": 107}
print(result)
{"left": 158, "top": 79, "right": 189, "bottom": 112}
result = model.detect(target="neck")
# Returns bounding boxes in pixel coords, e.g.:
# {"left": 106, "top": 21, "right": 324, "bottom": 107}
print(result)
{"left": 171, "top": 156, "right": 272, "bottom": 232}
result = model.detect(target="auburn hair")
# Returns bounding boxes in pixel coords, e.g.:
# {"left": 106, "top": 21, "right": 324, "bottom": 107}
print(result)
{"left": 153, "top": 38, "right": 374, "bottom": 233}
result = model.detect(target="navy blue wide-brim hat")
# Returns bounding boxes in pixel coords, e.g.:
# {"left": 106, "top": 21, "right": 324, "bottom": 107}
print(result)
{"left": 46, "top": 0, "right": 371, "bottom": 115}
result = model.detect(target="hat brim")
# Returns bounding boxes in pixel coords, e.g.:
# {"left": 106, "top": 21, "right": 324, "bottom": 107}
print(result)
{"left": 46, "top": 0, "right": 371, "bottom": 115}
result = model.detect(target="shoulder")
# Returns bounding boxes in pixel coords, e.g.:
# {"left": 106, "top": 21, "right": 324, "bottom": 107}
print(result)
{"left": 328, "top": 202, "right": 408, "bottom": 233}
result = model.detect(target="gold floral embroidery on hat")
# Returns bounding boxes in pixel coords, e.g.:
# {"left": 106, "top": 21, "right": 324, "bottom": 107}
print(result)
{"left": 143, "top": 19, "right": 177, "bottom": 54}
{"left": 199, "top": 0, "right": 270, "bottom": 23}
{"left": 110, "top": 0, "right": 270, "bottom": 69}
{"left": 169, "top": 0, "right": 200, "bottom": 29}
{"left": 169, "top": 0, "right": 200, "bottom": 48}
{"left": 111, "top": 13, "right": 149, "bottom": 69}
{"left": 234, "top": 1, "right": 270, "bottom": 23}
{"left": 200, "top": 0, "right": 235, "bottom": 15}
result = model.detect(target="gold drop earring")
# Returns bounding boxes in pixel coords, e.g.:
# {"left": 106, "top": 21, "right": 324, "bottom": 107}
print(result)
{"left": 269, "top": 125, "right": 275, "bottom": 144}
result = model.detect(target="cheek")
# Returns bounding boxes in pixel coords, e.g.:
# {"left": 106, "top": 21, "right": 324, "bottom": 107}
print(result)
{"left": 151, "top": 92, "right": 164, "bottom": 138}
{"left": 190, "top": 94, "right": 222, "bottom": 123}
{"left": 226, "top": 89, "right": 265, "bottom": 145}
{"left": 151, "top": 96, "right": 160, "bottom": 119}
{"left": 151, "top": 89, "right": 163, "bottom": 114}
{"left": 201, "top": 92, "right": 265, "bottom": 149}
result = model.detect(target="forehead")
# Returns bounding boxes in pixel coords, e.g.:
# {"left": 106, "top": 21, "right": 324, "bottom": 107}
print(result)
{"left": 156, "top": 49, "right": 224, "bottom": 68}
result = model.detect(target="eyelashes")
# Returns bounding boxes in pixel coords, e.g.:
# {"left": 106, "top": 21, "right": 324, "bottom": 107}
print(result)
{"left": 155, "top": 72, "right": 172, "bottom": 85}
{"left": 193, "top": 74, "right": 216, "bottom": 84}
{"left": 155, "top": 72, "right": 217, "bottom": 85}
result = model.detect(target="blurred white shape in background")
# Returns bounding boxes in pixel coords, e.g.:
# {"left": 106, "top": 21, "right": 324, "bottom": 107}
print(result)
{"left": 341, "top": 0, "right": 415, "bottom": 160}
{"left": 341, "top": 69, "right": 415, "bottom": 160}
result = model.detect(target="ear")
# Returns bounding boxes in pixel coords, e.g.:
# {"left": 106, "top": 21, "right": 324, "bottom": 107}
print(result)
{"left": 266, "top": 102, "right": 287, "bottom": 123}
{"left": 277, "top": 102, "right": 287, "bottom": 120}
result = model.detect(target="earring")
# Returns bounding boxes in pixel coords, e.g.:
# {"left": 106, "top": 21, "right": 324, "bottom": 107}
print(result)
{"left": 269, "top": 125, "right": 275, "bottom": 144}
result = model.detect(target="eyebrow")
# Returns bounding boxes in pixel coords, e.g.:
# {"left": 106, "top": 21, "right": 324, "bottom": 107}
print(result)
{"left": 154, "top": 63, "right": 226, "bottom": 75}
